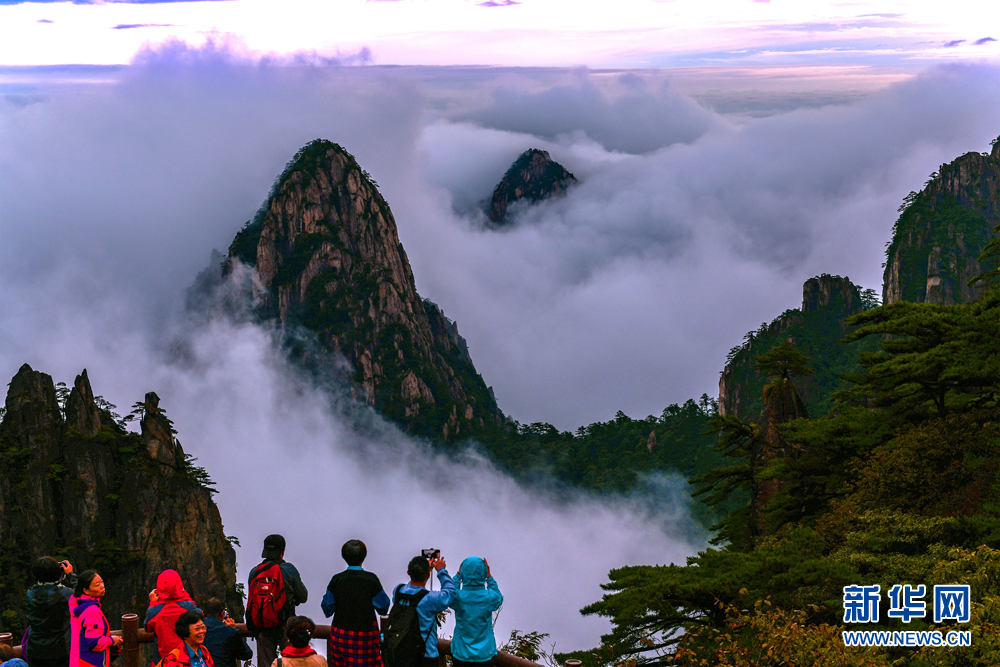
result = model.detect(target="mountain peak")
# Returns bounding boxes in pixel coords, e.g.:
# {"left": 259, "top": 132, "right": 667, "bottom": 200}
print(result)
{"left": 488, "top": 148, "right": 577, "bottom": 224}
{"left": 223, "top": 140, "right": 502, "bottom": 441}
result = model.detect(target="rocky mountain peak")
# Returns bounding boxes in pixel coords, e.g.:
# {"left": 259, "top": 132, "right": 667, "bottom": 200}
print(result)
{"left": 0, "top": 365, "right": 241, "bottom": 636}
{"left": 883, "top": 139, "right": 1000, "bottom": 305}
{"left": 801, "top": 274, "right": 858, "bottom": 314}
{"left": 488, "top": 148, "right": 577, "bottom": 224}
{"left": 223, "top": 139, "right": 501, "bottom": 441}
{"left": 65, "top": 369, "right": 102, "bottom": 437}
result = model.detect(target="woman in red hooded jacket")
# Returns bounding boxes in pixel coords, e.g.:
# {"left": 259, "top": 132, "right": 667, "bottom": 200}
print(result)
{"left": 145, "top": 570, "right": 202, "bottom": 666}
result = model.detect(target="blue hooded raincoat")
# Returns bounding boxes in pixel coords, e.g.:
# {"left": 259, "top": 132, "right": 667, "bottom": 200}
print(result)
{"left": 450, "top": 558, "right": 503, "bottom": 663}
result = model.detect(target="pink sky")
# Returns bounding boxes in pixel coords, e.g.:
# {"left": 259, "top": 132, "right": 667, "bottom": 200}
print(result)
{"left": 1, "top": 0, "right": 998, "bottom": 69}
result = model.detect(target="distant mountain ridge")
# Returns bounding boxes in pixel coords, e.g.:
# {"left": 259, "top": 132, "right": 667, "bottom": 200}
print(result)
{"left": 224, "top": 139, "right": 502, "bottom": 442}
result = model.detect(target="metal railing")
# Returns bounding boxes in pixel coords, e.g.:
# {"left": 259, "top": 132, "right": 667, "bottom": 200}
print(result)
{"left": 1, "top": 615, "right": 584, "bottom": 667}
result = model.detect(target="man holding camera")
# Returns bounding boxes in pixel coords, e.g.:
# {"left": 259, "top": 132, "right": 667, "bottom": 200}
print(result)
{"left": 390, "top": 551, "right": 455, "bottom": 667}
{"left": 25, "top": 557, "right": 77, "bottom": 667}
{"left": 202, "top": 598, "right": 253, "bottom": 667}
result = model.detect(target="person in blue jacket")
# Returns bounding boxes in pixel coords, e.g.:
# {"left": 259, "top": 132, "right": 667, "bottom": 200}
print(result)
{"left": 450, "top": 558, "right": 503, "bottom": 666}
{"left": 393, "top": 554, "right": 454, "bottom": 667}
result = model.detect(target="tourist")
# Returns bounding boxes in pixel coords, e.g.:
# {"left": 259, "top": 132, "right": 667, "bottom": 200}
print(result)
{"left": 269, "top": 617, "right": 324, "bottom": 667}
{"left": 70, "top": 570, "right": 123, "bottom": 667}
{"left": 389, "top": 554, "right": 454, "bottom": 667}
{"left": 158, "top": 612, "right": 214, "bottom": 667}
{"left": 145, "top": 570, "right": 202, "bottom": 665}
{"left": 450, "top": 558, "right": 503, "bottom": 666}
{"left": 202, "top": 598, "right": 252, "bottom": 667}
{"left": 321, "top": 540, "right": 390, "bottom": 667}
{"left": 25, "top": 557, "right": 77, "bottom": 667}
{"left": 247, "top": 535, "right": 307, "bottom": 667}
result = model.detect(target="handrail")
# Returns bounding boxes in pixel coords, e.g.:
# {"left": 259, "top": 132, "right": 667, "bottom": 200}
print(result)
{"left": 1, "top": 616, "right": 582, "bottom": 667}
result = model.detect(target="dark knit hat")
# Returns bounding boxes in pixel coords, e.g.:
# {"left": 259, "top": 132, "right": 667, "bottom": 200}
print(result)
{"left": 262, "top": 534, "right": 286, "bottom": 559}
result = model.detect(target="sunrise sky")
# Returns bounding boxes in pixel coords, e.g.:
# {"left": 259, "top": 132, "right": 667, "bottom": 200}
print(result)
{"left": 1, "top": 0, "right": 998, "bottom": 69}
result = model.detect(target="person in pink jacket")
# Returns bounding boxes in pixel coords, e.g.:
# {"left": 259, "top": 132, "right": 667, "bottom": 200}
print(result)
{"left": 69, "top": 570, "right": 123, "bottom": 667}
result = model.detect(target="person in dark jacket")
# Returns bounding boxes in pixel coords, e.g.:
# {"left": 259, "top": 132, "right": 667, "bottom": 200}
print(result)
{"left": 202, "top": 598, "right": 252, "bottom": 667}
{"left": 247, "top": 535, "right": 307, "bottom": 667}
{"left": 25, "top": 556, "right": 78, "bottom": 667}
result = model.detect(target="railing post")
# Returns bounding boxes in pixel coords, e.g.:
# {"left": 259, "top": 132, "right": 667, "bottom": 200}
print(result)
{"left": 121, "top": 613, "right": 140, "bottom": 667}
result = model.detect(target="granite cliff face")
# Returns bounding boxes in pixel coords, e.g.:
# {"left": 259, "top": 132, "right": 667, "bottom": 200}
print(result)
{"left": 0, "top": 365, "right": 242, "bottom": 635}
{"left": 225, "top": 139, "right": 501, "bottom": 441}
{"left": 719, "top": 274, "right": 872, "bottom": 422}
{"left": 488, "top": 149, "right": 577, "bottom": 224}
{"left": 883, "top": 139, "right": 1000, "bottom": 305}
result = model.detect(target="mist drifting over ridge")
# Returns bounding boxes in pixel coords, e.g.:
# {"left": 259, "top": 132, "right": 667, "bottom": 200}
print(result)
{"left": 2, "top": 41, "right": 1000, "bottom": 651}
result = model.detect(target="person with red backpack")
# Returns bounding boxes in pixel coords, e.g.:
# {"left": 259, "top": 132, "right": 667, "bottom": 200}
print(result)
{"left": 246, "top": 534, "right": 308, "bottom": 667}
{"left": 145, "top": 570, "right": 202, "bottom": 666}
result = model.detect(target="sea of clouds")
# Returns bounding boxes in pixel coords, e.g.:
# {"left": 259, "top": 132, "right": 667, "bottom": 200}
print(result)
{"left": 2, "top": 40, "right": 999, "bottom": 651}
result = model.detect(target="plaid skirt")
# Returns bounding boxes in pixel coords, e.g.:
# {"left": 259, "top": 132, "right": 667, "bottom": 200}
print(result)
{"left": 328, "top": 625, "right": 383, "bottom": 667}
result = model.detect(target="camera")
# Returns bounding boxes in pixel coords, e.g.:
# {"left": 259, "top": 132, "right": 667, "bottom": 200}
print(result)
{"left": 421, "top": 548, "right": 440, "bottom": 560}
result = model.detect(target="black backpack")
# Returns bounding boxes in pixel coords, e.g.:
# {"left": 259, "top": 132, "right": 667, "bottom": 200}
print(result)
{"left": 381, "top": 586, "right": 431, "bottom": 667}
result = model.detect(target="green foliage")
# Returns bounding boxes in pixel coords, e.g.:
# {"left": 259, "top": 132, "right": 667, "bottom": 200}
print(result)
{"left": 228, "top": 218, "right": 262, "bottom": 268}
{"left": 55, "top": 381, "right": 70, "bottom": 415}
{"left": 498, "top": 629, "right": 554, "bottom": 663}
{"left": 690, "top": 416, "right": 759, "bottom": 549}
{"left": 674, "top": 602, "right": 891, "bottom": 667}
{"left": 722, "top": 275, "right": 880, "bottom": 422}
{"left": 176, "top": 453, "right": 218, "bottom": 494}
{"left": 582, "top": 288, "right": 1000, "bottom": 666}
{"left": 753, "top": 339, "right": 815, "bottom": 381}
{"left": 842, "top": 287, "right": 1000, "bottom": 419}
{"left": 860, "top": 287, "right": 881, "bottom": 310}
{"left": 970, "top": 223, "right": 1000, "bottom": 286}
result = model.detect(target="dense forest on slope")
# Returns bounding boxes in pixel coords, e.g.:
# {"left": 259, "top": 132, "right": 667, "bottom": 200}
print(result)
{"left": 571, "top": 277, "right": 1000, "bottom": 667}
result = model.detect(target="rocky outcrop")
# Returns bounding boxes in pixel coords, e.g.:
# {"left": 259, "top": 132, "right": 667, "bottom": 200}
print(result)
{"left": 223, "top": 139, "right": 501, "bottom": 441}
{"left": 488, "top": 149, "right": 577, "bottom": 224}
{"left": 883, "top": 139, "right": 1000, "bottom": 305}
{"left": 0, "top": 365, "right": 242, "bottom": 636}
{"left": 719, "top": 275, "right": 868, "bottom": 422}
{"left": 801, "top": 274, "right": 860, "bottom": 313}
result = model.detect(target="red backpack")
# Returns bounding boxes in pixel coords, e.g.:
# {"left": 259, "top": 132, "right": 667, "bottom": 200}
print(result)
{"left": 246, "top": 562, "right": 287, "bottom": 632}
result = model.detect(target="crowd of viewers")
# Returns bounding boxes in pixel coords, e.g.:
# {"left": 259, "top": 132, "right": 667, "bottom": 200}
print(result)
{"left": 5, "top": 535, "right": 504, "bottom": 667}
